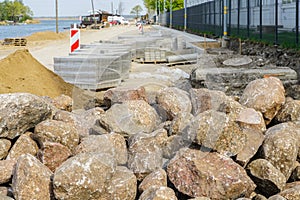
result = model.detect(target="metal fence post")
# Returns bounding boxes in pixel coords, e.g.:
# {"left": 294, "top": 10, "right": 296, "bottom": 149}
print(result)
{"left": 184, "top": 0, "right": 187, "bottom": 31}
{"left": 223, "top": 0, "right": 228, "bottom": 38}
{"left": 170, "top": 0, "right": 173, "bottom": 28}
{"left": 238, "top": 0, "right": 240, "bottom": 35}
{"left": 247, "top": 0, "right": 250, "bottom": 38}
{"left": 275, "top": 0, "right": 278, "bottom": 45}
{"left": 260, "top": 0, "right": 262, "bottom": 40}
{"left": 228, "top": 0, "right": 231, "bottom": 36}
{"left": 296, "top": 0, "right": 299, "bottom": 45}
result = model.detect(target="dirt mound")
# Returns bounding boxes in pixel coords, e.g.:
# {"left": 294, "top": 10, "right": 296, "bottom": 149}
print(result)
{"left": 26, "top": 31, "right": 68, "bottom": 41}
{"left": 0, "top": 49, "right": 74, "bottom": 98}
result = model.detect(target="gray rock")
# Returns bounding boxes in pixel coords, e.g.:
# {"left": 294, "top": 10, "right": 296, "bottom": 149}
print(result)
{"left": 128, "top": 129, "right": 167, "bottom": 180}
{"left": 247, "top": 159, "right": 286, "bottom": 197}
{"left": 0, "top": 93, "right": 52, "bottom": 139}
{"left": 103, "top": 85, "right": 147, "bottom": 107}
{"left": 187, "top": 110, "right": 246, "bottom": 157}
{"left": 261, "top": 122, "right": 298, "bottom": 179}
{"left": 139, "top": 186, "right": 177, "bottom": 200}
{"left": 75, "top": 133, "right": 128, "bottom": 165}
{"left": 6, "top": 132, "right": 38, "bottom": 160}
{"left": 53, "top": 152, "right": 116, "bottom": 200}
{"left": 222, "top": 56, "right": 252, "bottom": 67}
{"left": 188, "top": 198, "right": 211, "bottom": 200}
{"left": 275, "top": 98, "right": 300, "bottom": 123}
{"left": 156, "top": 87, "right": 192, "bottom": 120}
{"left": 106, "top": 166, "right": 137, "bottom": 200}
{"left": 138, "top": 168, "right": 167, "bottom": 193}
{"left": 99, "top": 100, "right": 160, "bottom": 137}
{"left": 0, "top": 139, "right": 11, "bottom": 160}
{"left": 162, "top": 135, "right": 192, "bottom": 159}
{"left": 167, "top": 148, "right": 256, "bottom": 199}
{"left": 12, "top": 154, "right": 53, "bottom": 200}
{"left": 37, "top": 142, "right": 72, "bottom": 172}
{"left": 240, "top": 77, "right": 285, "bottom": 125}
{"left": 0, "top": 160, "right": 16, "bottom": 184}
{"left": 33, "top": 119, "right": 80, "bottom": 154}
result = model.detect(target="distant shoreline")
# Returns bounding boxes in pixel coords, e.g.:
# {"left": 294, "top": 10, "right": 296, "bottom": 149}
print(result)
{"left": 34, "top": 17, "right": 79, "bottom": 21}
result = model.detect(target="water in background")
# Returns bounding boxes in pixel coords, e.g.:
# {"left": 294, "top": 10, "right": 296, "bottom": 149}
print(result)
{"left": 0, "top": 20, "right": 80, "bottom": 40}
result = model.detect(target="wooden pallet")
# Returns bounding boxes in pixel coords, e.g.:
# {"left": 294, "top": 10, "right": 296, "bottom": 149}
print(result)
{"left": 2, "top": 38, "right": 27, "bottom": 46}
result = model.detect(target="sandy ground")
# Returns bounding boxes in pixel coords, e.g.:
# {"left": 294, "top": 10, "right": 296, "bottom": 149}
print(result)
{"left": 0, "top": 25, "right": 141, "bottom": 71}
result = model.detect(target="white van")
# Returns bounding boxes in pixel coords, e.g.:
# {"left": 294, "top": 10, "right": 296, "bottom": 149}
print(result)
{"left": 108, "top": 16, "right": 129, "bottom": 25}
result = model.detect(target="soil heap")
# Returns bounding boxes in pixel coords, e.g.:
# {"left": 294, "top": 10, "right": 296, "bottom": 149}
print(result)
{"left": 26, "top": 31, "right": 67, "bottom": 41}
{"left": 0, "top": 49, "right": 74, "bottom": 98}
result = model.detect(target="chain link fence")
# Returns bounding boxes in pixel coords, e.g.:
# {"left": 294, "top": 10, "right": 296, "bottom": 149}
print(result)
{"left": 158, "top": 0, "right": 300, "bottom": 48}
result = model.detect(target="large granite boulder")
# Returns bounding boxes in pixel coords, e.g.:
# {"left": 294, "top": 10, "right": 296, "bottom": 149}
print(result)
{"left": 187, "top": 110, "right": 246, "bottom": 156}
{"left": 128, "top": 129, "right": 167, "bottom": 180}
{"left": 139, "top": 186, "right": 177, "bottom": 200}
{"left": 33, "top": 119, "right": 80, "bottom": 154}
{"left": 0, "top": 93, "right": 52, "bottom": 139}
{"left": 51, "top": 94, "right": 73, "bottom": 112}
{"left": 156, "top": 87, "right": 192, "bottom": 120}
{"left": 53, "top": 152, "right": 116, "bottom": 200}
{"left": 6, "top": 132, "right": 38, "bottom": 160}
{"left": 138, "top": 168, "right": 167, "bottom": 193}
{"left": 0, "top": 160, "right": 16, "bottom": 184}
{"left": 240, "top": 77, "right": 285, "bottom": 125}
{"left": 274, "top": 98, "right": 300, "bottom": 123}
{"left": 189, "top": 88, "right": 233, "bottom": 115}
{"left": 261, "top": 122, "right": 299, "bottom": 179}
{"left": 279, "top": 184, "right": 300, "bottom": 199}
{"left": 106, "top": 166, "right": 137, "bottom": 200}
{"left": 12, "top": 154, "right": 53, "bottom": 200}
{"left": 167, "top": 148, "right": 256, "bottom": 199}
{"left": 75, "top": 133, "right": 128, "bottom": 165}
{"left": 37, "top": 142, "right": 72, "bottom": 172}
{"left": 247, "top": 159, "right": 286, "bottom": 197}
{"left": 54, "top": 107, "right": 105, "bottom": 138}
{"left": 170, "top": 112, "right": 194, "bottom": 136}
{"left": 236, "top": 128, "right": 265, "bottom": 167}
{"left": 99, "top": 100, "right": 160, "bottom": 137}
{"left": 262, "top": 123, "right": 299, "bottom": 179}
{"left": 103, "top": 85, "right": 147, "bottom": 107}
{"left": 0, "top": 139, "right": 11, "bottom": 160}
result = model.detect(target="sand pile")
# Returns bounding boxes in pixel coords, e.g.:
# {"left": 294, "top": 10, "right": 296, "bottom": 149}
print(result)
{"left": 26, "top": 31, "right": 68, "bottom": 41}
{"left": 0, "top": 49, "right": 74, "bottom": 98}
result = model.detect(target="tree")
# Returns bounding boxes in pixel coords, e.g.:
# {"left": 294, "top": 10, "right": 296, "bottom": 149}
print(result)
{"left": 0, "top": 0, "right": 33, "bottom": 22}
{"left": 130, "top": 5, "right": 143, "bottom": 19}
{"left": 143, "top": 0, "right": 183, "bottom": 13}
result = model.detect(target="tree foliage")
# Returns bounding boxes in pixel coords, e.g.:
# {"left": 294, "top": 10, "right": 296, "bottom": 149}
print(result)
{"left": 130, "top": 5, "right": 143, "bottom": 19}
{"left": 143, "top": 0, "right": 184, "bottom": 13}
{"left": 0, "top": 0, "right": 33, "bottom": 22}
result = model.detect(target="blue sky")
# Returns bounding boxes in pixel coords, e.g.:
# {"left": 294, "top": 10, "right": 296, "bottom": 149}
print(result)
{"left": 21, "top": 0, "right": 146, "bottom": 17}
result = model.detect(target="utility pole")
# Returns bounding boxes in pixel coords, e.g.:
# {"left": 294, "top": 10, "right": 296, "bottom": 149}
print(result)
{"left": 55, "top": 0, "right": 58, "bottom": 33}
{"left": 91, "top": 0, "right": 97, "bottom": 25}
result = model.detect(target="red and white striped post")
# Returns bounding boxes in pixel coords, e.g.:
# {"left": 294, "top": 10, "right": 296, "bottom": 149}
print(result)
{"left": 138, "top": 23, "right": 143, "bottom": 34}
{"left": 70, "top": 24, "right": 80, "bottom": 53}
